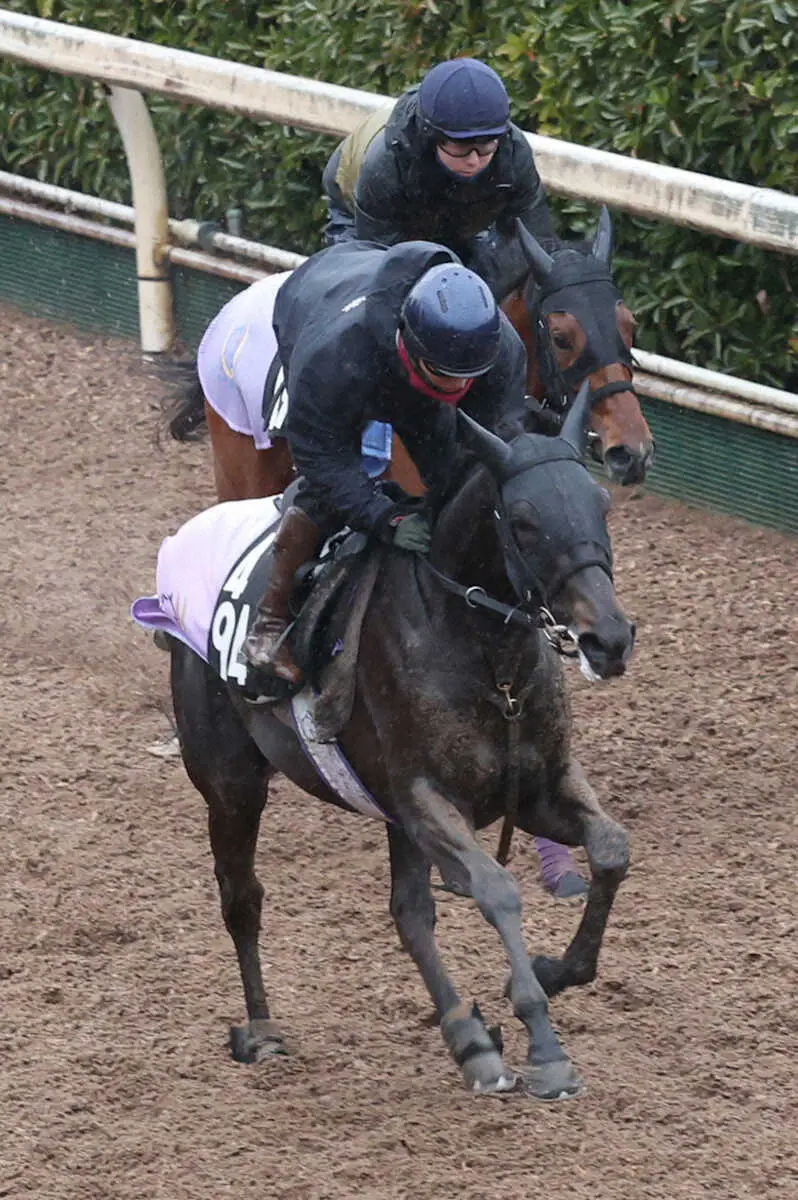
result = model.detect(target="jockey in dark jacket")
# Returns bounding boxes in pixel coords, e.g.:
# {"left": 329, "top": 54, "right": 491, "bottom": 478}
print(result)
{"left": 322, "top": 58, "right": 557, "bottom": 299}
{"left": 244, "top": 238, "right": 528, "bottom": 684}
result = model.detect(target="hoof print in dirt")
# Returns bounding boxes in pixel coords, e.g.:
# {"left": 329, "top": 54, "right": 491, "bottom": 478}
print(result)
{"left": 229, "top": 1020, "right": 288, "bottom": 1064}
{"left": 519, "top": 1059, "right": 582, "bottom": 1101}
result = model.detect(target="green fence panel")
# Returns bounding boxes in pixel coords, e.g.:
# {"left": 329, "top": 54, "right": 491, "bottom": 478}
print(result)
{"left": 638, "top": 397, "right": 798, "bottom": 535}
{"left": 0, "top": 214, "right": 140, "bottom": 337}
{"left": 0, "top": 214, "right": 244, "bottom": 349}
{"left": 1, "top": 215, "right": 796, "bottom": 535}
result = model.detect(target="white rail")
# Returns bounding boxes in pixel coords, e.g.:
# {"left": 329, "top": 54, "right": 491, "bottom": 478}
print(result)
{"left": 1, "top": 11, "right": 797, "bottom": 254}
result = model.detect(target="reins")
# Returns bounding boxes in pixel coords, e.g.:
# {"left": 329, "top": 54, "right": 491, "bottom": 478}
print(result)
{"left": 420, "top": 559, "right": 580, "bottom": 656}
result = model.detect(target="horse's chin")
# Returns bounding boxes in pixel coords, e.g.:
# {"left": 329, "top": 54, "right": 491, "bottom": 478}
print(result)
{"left": 577, "top": 650, "right": 625, "bottom": 683}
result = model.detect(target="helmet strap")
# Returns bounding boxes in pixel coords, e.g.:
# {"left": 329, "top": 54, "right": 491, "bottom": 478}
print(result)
{"left": 396, "top": 332, "right": 474, "bottom": 405}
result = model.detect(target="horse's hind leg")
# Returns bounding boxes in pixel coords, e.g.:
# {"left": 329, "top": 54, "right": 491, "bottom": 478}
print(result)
{"left": 525, "top": 760, "right": 629, "bottom": 999}
{"left": 205, "top": 404, "right": 295, "bottom": 501}
{"left": 170, "top": 642, "right": 286, "bottom": 1063}
{"left": 387, "top": 826, "right": 514, "bottom": 1095}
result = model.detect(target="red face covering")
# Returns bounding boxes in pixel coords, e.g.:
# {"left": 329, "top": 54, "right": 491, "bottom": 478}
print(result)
{"left": 396, "top": 333, "right": 475, "bottom": 405}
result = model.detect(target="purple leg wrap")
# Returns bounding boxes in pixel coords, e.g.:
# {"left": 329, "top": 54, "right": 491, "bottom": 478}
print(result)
{"left": 534, "top": 837, "right": 579, "bottom": 892}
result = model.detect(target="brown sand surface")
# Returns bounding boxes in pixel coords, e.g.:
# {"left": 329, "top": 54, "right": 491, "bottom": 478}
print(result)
{"left": 1, "top": 304, "right": 796, "bottom": 1199}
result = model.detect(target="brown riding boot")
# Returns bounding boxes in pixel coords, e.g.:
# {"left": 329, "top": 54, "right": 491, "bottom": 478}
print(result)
{"left": 243, "top": 506, "right": 321, "bottom": 684}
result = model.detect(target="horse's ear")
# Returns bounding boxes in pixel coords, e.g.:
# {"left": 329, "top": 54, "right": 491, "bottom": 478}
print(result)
{"left": 560, "top": 380, "right": 593, "bottom": 452}
{"left": 592, "top": 206, "right": 614, "bottom": 265}
{"left": 456, "top": 410, "right": 514, "bottom": 479}
{"left": 515, "top": 218, "right": 554, "bottom": 284}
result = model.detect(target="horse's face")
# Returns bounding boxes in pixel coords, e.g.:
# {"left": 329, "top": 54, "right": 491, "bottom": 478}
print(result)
{"left": 501, "top": 444, "right": 634, "bottom": 680}
{"left": 457, "top": 394, "right": 636, "bottom": 681}
{"left": 516, "top": 211, "right": 655, "bottom": 487}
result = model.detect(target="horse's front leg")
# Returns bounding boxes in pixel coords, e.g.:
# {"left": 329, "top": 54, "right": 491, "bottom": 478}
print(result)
{"left": 387, "top": 825, "right": 513, "bottom": 1095}
{"left": 524, "top": 759, "right": 629, "bottom": 999}
{"left": 403, "top": 779, "right": 581, "bottom": 1101}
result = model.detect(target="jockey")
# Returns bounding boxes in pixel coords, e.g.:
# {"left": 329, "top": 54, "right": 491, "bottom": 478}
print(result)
{"left": 243, "top": 238, "right": 528, "bottom": 685}
{"left": 321, "top": 57, "right": 557, "bottom": 299}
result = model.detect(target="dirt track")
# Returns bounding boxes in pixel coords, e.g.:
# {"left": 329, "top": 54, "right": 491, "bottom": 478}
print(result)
{"left": 1, "top": 303, "right": 797, "bottom": 1199}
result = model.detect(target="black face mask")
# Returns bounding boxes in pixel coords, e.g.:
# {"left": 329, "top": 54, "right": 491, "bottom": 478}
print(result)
{"left": 531, "top": 254, "right": 633, "bottom": 409}
{"left": 495, "top": 438, "right": 614, "bottom": 607}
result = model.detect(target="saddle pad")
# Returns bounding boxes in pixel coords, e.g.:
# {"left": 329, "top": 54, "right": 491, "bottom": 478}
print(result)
{"left": 291, "top": 688, "right": 390, "bottom": 822}
{"left": 131, "top": 496, "right": 282, "bottom": 664}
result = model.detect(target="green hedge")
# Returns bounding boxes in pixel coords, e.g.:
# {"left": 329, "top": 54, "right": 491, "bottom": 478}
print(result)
{"left": 1, "top": 0, "right": 796, "bottom": 387}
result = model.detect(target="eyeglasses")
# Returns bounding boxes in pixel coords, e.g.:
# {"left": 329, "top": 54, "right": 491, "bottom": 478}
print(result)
{"left": 438, "top": 138, "right": 500, "bottom": 160}
{"left": 420, "top": 359, "right": 468, "bottom": 380}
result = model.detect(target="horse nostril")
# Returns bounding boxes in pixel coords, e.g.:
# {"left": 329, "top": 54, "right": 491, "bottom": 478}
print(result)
{"left": 604, "top": 444, "right": 646, "bottom": 486}
{"left": 578, "top": 629, "right": 633, "bottom": 678}
{"left": 604, "top": 445, "right": 633, "bottom": 470}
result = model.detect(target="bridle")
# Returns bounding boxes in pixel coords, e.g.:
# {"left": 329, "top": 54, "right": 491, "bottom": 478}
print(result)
{"left": 525, "top": 269, "right": 636, "bottom": 416}
{"left": 421, "top": 453, "right": 614, "bottom": 658}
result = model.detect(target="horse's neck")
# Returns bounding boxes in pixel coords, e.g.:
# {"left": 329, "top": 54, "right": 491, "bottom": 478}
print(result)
{"left": 418, "top": 467, "right": 541, "bottom": 682}
{"left": 501, "top": 279, "right": 543, "bottom": 399}
{"left": 430, "top": 467, "right": 515, "bottom": 603}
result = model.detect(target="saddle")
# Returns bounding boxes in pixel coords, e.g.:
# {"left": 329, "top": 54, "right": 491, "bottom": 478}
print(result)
{"left": 208, "top": 519, "right": 383, "bottom": 738}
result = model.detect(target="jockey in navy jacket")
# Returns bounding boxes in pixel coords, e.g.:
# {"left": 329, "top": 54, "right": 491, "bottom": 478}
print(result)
{"left": 274, "top": 239, "right": 527, "bottom": 533}
{"left": 243, "top": 237, "right": 528, "bottom": 686}
{"left": 322, "top": 59, "right": 557, "bottom": 299}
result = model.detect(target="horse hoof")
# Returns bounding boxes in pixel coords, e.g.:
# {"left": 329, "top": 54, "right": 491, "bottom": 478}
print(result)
{"left": 470, "top": 1070, "right": 520, "bottom": 1099}
{"left": 549, "top": 871, "right": 589, "bottom": 900}
{"left": 442, "top": 1003, "right": 514, "bottom": 1096}
{"left": 229, "top": 1019, "right": 288, "bottom": 1064}
{"left": 531, "top": 954, "right": 570, "bottom": 998}
{"left": 519, "top": 1058, "right": 582, "bottom": 1102}
{"left": 466, "top": 1052, "right": 517, "bottom": 1096}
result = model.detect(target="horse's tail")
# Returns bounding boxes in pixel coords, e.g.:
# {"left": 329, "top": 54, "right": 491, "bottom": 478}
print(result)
{"left": 165, "top": 362, "right": 208, "bottom": 442}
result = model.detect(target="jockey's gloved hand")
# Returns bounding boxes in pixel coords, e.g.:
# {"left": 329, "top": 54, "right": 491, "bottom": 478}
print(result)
{"left": 393, "top": 513, "right": 432, "bottom": 554}
{"left": 374, "top": 503, "right": 432, "bottom": 554}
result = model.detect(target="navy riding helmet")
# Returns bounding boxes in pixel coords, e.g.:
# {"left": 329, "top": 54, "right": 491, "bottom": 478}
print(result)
{"left": 400, "top": 264, "right": 502, "bottom": 377}
{"left": 418, "top": 58, "right": 511, "bottom": 140}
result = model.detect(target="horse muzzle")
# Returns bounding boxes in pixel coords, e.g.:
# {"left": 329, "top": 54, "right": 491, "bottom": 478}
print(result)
{"left": 603, "top": 438, "right": 655, "bottom": 486}
{"left": 557, "top": 566, "right": 636, "bottom": 681}
{"left": 576, "top": 614, "right": 636, "bottom": 680}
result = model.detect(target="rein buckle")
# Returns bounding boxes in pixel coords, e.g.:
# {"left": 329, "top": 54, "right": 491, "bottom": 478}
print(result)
{"left": 496, "top": 682, "right": 523, "bottom": 721}
{"left": 539, "top": 607, "right": 580, "bottom": 659}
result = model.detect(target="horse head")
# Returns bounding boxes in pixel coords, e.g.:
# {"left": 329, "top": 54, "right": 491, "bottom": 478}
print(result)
{"left": 454, "top": 381, "right": 635, "bottom": 680}
{"left": 506, "top": 209, "right": 654, "bottom": 486}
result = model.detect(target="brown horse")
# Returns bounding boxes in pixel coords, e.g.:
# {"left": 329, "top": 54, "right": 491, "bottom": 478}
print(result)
{"left": 170, "top": 210, "right": 653, "bottom": 500}
{"left": 503, "top": 210, "right": 654, "bottom": 486}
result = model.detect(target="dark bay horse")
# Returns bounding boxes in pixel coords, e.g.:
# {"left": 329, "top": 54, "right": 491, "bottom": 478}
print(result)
{"left": 166, "top": 383, "right": 635, "bottom": 1099}
{"left": 168, "top": 209, "right": 653, "bottom": 499}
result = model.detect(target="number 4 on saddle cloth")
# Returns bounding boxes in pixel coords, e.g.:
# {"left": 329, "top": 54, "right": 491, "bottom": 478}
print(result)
{"left": 131, "top": 492, "right": 389, "bottom": 822}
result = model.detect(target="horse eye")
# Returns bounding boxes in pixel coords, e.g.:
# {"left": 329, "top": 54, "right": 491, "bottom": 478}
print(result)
{"left": 511, "top": 511, "right": 539, "bottom": 543}
{"left": 552, "top": 331, "right": 571, "bottom": 350}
